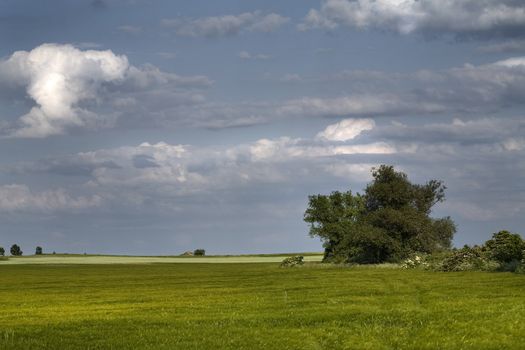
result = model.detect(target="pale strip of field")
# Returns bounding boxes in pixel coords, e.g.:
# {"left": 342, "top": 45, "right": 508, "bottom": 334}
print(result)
{"left": 0, "top": 254, "right": 323, "bottom": 265}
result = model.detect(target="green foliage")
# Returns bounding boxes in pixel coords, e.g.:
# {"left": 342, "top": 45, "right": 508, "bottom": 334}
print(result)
{"left": 0, "top": 246, "right": 4, "bottom": 256}
{"left": 10, "top": 244, "right": 22, "bottom": 256}
{"left": 35, "top": 246, "right": 43, "bottom": 255}
{"left": 401, "top": 254, "right": 429, "bottom": 269}
{"left": 484, "top": 230, "right": 525, "bottom": 263}
{"left": 280, "top": 255, "right": 304, "bottom": 267}
{"left": 516, "top": 254, "right": 525, "bottom": 274}
{"left": 305, "top": 165, "right": 456, "bottom": 264}
{"left": 439, "top": 246, "right": 499, "bottom": 272}
{"left": 193, "top": 249, "right": 206, "bottom": 256}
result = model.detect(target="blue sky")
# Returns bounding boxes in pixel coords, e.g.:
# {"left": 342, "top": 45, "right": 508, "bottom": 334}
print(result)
{"left": 0, "top": 0, "right": 524, "bottom": 255}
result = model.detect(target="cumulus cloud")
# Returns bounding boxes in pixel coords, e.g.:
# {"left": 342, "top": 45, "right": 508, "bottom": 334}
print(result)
{"left": 0, "top": 44, "right": 212, "bottom": 137}
{"left": 84, "top": 136, "right": 395, "bottom": 193}
{"left": 7, "top": 121, "right": 398, "bottom": 207}
{"left": 4, "top": 117, "right": 525, "bottom": 224}
{"left": 316, "top": 118, "right": 375, "bottom": 141}
{"left": 161, "top": 11, "right": 289, "bottom": 37}
{"left": 0, "top": 184, "right": 102, "bottom": 213}
{"left": 0, "top": 44, "right": 128, "bottom": 137}
{"left": 299, "top": 0, "right": 525, "bottom": 38}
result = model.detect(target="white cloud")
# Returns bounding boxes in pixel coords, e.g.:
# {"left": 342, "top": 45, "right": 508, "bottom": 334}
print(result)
{"left": 299, "top": 0, "right": 525, "bottom": 37}
{"left": 493, "top": 56, "right": 525, "bottom": 68}
{"left": 278, "top": 95, "right": 444, "bottom": 117}
{"left": 19, "top": 121, "right": 397, "bottom": 203}
{"left": 502, "top": 138, "right": 525, "bottom": 151}
{"left": 0, "top": 44, "right": 128, "bottom": 137}
{"left": 316, "top": 118, "right": 375, "bottom": 141}
{"left": 6, "top": 117, "right": 525, "bottom": 223}
{"left": 0, "top": 44, "right": 212, "bottom": 138}
{"left": 161, "top": 12, "right": 289, "bottom": 38}
{"left": 0, "top": 184, "right": 102, "bottom": 213}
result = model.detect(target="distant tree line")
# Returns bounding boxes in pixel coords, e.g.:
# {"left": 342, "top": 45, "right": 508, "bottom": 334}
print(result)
{"left": 0, "top": 245, "right": 45, "bottom": 257}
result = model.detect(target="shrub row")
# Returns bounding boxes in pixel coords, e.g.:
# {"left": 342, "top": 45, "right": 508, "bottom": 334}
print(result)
{"left": 401, "top": 230, "right": 525, "bottom": 273}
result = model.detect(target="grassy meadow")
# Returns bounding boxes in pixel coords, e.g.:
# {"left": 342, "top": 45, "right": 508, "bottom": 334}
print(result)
{"left": 1, "top": 257, "right": 524, "bottom": 349}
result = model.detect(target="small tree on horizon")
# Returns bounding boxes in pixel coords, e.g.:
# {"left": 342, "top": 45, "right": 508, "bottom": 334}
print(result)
{"left": 10, "top": 244, "right": 23, "bottom": 256}
{"left": 35, "top": 246, "right": 43, "bottom": 255}
{"left": 194, "top": 249, "right": 206, "bottom": 256}
{"left": 0, "top": 247, "right": 4, "bottom": 256}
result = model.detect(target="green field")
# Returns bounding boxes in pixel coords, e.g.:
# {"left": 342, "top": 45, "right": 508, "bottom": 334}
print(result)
{"left": 0, "top": 254, "right": 323, "bottom": 265}
{"left": 1, "top": 257, "right": 524, "bottom": 349}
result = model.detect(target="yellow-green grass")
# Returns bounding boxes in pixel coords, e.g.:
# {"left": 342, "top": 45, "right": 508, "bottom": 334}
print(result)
{"left": 0, "top": 254, "right": 323, "bottom": 265}
{"left": 0, "top": 262, "right": 524, "bottom": 349}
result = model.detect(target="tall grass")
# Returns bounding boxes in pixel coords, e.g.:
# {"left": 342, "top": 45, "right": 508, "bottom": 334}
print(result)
{"left": 0, "top": 263, "right": 524, "bottom": 349}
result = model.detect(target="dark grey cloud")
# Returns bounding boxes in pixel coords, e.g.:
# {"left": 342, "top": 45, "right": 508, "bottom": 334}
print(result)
{"left": 300, "top": 0, "right": 525, "bottom": 39}
{"left": 276, "top": 58, "right": 525, "bottom": 119}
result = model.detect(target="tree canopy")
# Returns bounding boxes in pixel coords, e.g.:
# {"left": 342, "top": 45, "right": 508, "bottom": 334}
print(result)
{"left": 10, "top": 244, "right": 23, "bottom": 256}
{"left": 485, "top": 230, "right": 525, "bottom": 263}
{"left": 304, "top": 165, "right": 456, "bottom": 263}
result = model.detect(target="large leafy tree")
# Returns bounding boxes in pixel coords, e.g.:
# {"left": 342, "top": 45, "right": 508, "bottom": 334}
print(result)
{"left": 304, "top": 190, "right": 365, "bottom": 261}
{"left": 304, "top": 165, "right": 456, "bottom": 263}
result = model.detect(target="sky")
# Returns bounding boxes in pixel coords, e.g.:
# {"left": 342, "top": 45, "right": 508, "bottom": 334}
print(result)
{"left": 0, "top": 0, "right": 524, "bottom": 255}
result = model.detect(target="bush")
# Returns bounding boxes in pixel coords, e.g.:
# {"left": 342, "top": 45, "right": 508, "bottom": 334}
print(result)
{"left": 193, "top": 249, "right": 205, "bottom": 256}
{"left": 401, "top": 254, "right": 429, "bottom": 269}
{"left": 439, "top": 246, "right": 499, "bottom": 272}
{"left": 499, "top": 259, "right": 522, "bottom": 273}
{"left": 280, "top": 255, "right": 304, "bottom": 267}
{"left": 516, "top": 254, "right": 525, "bottom": 274}
{"left": 484, "top": 230, "right": 525, "bottom": 263}
{"left": 35, "top": 246, "right": 43, "bottom": 255}
{"left": 0, "top": 246, "right": 4, "bottom": 256}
